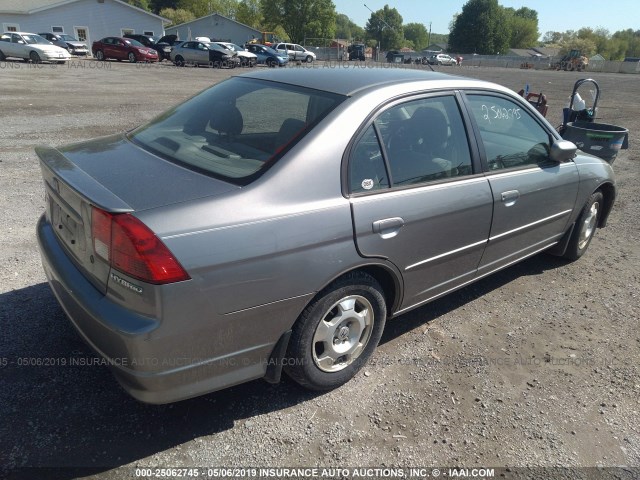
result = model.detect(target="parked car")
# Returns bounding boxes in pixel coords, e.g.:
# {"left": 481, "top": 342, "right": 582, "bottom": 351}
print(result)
{"left": 0, "top": 31, "right": 71, "bottom": 63}
{"left": 36, "top": 68, "right": 616, "bottom": 403}
{"left": 92, "top": 37, "right": 158, "bottom": 63}
{"left": 428, "top": 53, "right": 456, "bottom": 65}
{"left": 170, "top": 41, "right": 240, "bottom": 68}
{"left": 38, "top": 32, "right": 88, "bottom": 56}
{"left": 155, "top": 34, "right": 182, "bottom": 60}
{"left": 123, "top": 33, "right": 170, "bottom": 61}
{"left": 245, "top": 43, "right": 288, "bottom": 67}
{"left": 273, "top": 42, "right": 316, "bottom": 63}
{"left": 215, "top": 42, "right": 257, "bottom": 67}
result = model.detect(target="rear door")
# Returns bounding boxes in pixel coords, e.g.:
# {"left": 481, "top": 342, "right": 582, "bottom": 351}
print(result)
{"left": 463, "top": 92, "right": 579, "bottom": 274}
{"left": 349, "top": 93, "right": 493, "bottom": 311}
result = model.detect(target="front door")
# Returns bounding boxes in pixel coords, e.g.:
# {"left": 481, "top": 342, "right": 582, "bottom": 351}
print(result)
{"left": 74, "top": 26, "right": 89, "bottom": 48}
{"left": 349, "top": 94, "right": 494, "bottom": 311}
{"left": 463, "top": 93, "right": 580, "bottom": 275}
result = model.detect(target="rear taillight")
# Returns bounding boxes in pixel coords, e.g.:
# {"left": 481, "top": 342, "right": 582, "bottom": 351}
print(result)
{"left": 92, "top": 207, "right": 190, "bottom": 284}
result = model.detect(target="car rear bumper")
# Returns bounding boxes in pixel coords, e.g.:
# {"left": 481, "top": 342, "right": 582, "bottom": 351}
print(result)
{"left": 37, "top": 214, "right": 273, "bottom": 403}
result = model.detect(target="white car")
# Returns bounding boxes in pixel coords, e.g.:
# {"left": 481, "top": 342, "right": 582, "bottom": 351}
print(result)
{"left": 216, "top": 42, "right": 257, "bottom": 67}
{"left": 0, "top": 31, "right": 72, "bottom": 63}
{"left": 428, "top": 53, "right": 456, "bottom": 66}
{"left": 273, "top": 42, "right": 316, "bottom": 63}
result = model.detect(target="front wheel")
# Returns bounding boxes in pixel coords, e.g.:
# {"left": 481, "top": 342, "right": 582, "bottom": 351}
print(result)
{"left": 563, "top": 191, "right": 603, "bottom": 261}
{"left": 306, "top": 55, "right": 313, "bottom": 63}
{"left": 128, "top": 52, "right": 136, "bottom": 63}
{"left": 30, "top": 51, "right": 41, "bottom": 63}
{"left": 267, "top": 58, "right": 276, "bottom": 68}
{"left": 285, "top": 272, "right": 386, "bottom": 391}
{"left": 174, "top": 55, "right": 185, "bottom": 67}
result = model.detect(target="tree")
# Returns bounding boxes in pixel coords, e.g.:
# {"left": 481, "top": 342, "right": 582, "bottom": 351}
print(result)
{"left": 404, "top": 22, "right": 429, "bottom": 51}
{"left": 260, "top": 0, "right": 337, "bottom": 43}
{"left": 335, "top": 13, "right": 365, "bottom": 41}
{"left": 236, "top": 0, "right": 262, "bottom": 28}
{"left": 542, "top": 31, "right": 563, "bottom": 45}
{"left": 559, "top": 37, "right": 596, "bottom": 57}
{"left": 177, "top": 0, "right": 239, "bottom": 18}
{"left": 448, "top": 0, "right": 510, "bottom": 54}
{"left": 613, "top": 29, "right": 640, "bottom": 57}
{"left": 125, "top": 0, "right": 151, "bottom": 11}
{"left": 365, "top": 4, "right": 404, "bottom": 51}
{"left": 159, "top": 7, "right": 195, "bottom": 26}
{"left": 504, "top": 7, "right": 539, "bottom": 48}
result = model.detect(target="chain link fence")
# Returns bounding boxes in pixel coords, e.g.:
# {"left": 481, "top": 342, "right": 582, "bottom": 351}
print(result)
{"left": 302, "top": 38, "right": 346, "bottom": 61}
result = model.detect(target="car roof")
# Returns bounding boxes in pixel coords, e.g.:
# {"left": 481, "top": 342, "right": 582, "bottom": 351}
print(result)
{"left": 239, "top": 68, "right": 489, "bottom": 97}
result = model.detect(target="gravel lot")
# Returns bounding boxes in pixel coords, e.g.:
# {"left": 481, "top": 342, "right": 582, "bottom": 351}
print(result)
{"left": 0, "top": 59, "right": 638, "bottom": 479}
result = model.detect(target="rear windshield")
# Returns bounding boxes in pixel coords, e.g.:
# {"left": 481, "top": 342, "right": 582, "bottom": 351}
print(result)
{"left": 130, "top": 77, "right": 345, "bottom": 185}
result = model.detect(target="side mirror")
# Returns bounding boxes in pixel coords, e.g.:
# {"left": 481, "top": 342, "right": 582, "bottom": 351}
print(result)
{"left": 550, "top": 139, "right": 577, "bottom": 162}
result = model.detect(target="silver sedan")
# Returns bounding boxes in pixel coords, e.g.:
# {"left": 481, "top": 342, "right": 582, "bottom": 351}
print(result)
{"left": 36, "top": 68, "right": 615, "bottom": 403}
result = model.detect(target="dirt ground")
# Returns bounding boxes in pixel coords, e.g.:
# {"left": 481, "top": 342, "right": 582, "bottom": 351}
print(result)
{"left": 0, "top": 59, "right": 638, "bottom": 479}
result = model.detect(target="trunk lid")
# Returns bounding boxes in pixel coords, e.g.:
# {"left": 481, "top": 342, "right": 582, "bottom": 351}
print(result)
{"left": 37, "top": 134, "right": 238, "bottom": 292}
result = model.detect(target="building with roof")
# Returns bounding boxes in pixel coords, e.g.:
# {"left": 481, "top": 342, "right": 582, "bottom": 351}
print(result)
{"left": 0, "top": 0, "right": 167, "bottom": 49}
{"left": 164, "top": 13, "right": 261, "bottom": 46}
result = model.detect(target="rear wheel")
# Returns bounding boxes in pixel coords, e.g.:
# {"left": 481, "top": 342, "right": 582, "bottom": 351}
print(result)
{"left": 30, "top": 51, "right": 41, "bottom": 63}
{"left": 95, "top": 50, "right": 104, "bottom": 61}
{"left": 128, "top": 52, "right": 136, "bottom": 63}
{"left": 563, "top": 191, "right": 603, "bottom": 261}
{"left": 285, "top": 272, "right": 386, "bottom": 391}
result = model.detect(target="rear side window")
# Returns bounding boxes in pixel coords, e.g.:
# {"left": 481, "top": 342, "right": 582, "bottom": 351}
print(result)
{"left": 349, "top": 95, "right": 473, "bottom": 192}
{"left": 466, "top": 94, "right": 552, "bottom": 170}
{"left": 130, "top": 77, "right": 345, "bottom": 185}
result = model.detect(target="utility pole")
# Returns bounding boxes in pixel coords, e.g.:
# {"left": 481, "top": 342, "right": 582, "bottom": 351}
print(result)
{"left": 428, "top": 21, "right": 432, "bottom": 50}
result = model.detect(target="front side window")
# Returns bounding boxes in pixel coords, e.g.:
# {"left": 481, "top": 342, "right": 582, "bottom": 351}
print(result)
{"left": 130, "top": 77, "right": 344, "bottom": 184}
{"left": 466, "top": 94, "right": 553, "bottom": 171}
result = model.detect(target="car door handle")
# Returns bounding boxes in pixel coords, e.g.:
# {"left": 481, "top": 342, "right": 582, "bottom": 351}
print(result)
{"left": 372, "top": 217, "right": 405, "bottom": 239}
{"left": 501, "top": 190, "right": 520, "bottom": 206}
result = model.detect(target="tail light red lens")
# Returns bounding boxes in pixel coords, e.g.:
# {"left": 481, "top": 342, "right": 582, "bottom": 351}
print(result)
{"left": 91, "top": 207, "right": 190, "bottom": 284}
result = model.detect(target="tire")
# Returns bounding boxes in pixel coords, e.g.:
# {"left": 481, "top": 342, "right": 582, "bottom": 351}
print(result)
{"left": 267, "top": 58, "right": 276, "bottom": 68}
{"left": 563, "top": 191, "right": 603, "bottom": 261}
{"left": 306, "top": 55, "right": 313, "bottom": 63}
{"left": 438, "top": 61, "right": 443, "bottom": 66}
{"left": 128, "top": 52, "right": 136, "bottom": 63}
{"left": 0, "top": 50, "right": 5, "bottom": 61}
{"left": 174, "top": 55, "right": 185, "bottom": 67}
{"left": 30, "top": 51, "right": 41, "bottom": 63}
{"left": 95, "top": 50, "right": 105, "bottom": 61}
{"left": 285, "top": 271, "right": 387, "bottom": 391}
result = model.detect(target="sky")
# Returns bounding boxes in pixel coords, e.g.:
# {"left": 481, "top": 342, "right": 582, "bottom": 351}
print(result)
{"left": 332, "top": 0, "right": 639, "bottom": 38}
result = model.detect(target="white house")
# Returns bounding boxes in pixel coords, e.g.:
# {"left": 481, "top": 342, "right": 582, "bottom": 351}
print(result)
{"left": 165, "top": 13, "right": 261, "bottom": 46}
{"left": 0, "top": 0, "right": 168, "bottom": 50}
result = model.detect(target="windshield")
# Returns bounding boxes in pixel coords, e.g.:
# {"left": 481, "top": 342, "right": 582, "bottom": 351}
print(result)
{"left": 59, "top": 34, "right": 78, "bottom": 41}
{"left": 23, "top": 34, "right": 51, "bottom": 45}
{"left": 125, "top": 39, "right": 145, "bottom": 48}
{"left": 207, "top": 43, "right": 227, "bottom": 52}
{"left": 130, "top": 77, "right": 345, "bottom": 185}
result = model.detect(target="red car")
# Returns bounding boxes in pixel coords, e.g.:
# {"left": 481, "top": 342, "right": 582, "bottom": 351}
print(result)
{"left": 92, "top": 36, "right": 158, "bottom": 62}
